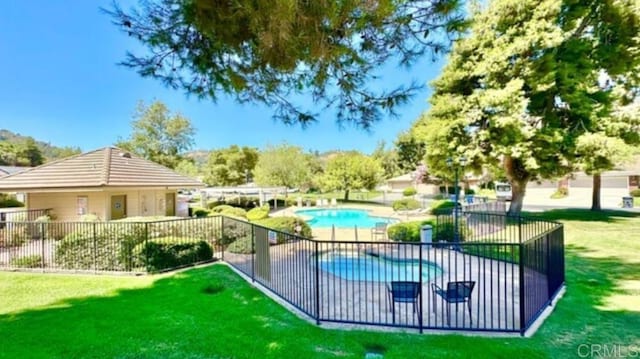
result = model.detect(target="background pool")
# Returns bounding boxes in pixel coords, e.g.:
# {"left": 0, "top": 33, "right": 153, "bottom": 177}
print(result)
{"left": 316, "top": 250, "right": 443, "bottom": 282}
{"left": 295, "top": 209, "right": 395, "bottom": 228}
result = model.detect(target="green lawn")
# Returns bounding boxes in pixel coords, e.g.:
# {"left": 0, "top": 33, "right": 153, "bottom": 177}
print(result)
{"left": 1, "top": 209, "right": 639, "bottom": 358}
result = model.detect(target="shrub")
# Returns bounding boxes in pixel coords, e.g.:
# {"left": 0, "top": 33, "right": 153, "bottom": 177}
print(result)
{"left": 402, "top": 187, "right": 417, "bottom": 197}
{"left": 247, "top": 205, "right": 270, "bottom": 221}
{"left": 219, "top": 207, "right": 247, "bottom": 219}
{"left": 430, "top": 200, "right": 457, "bottom": 214}
{"left": 387, "top": 220, "right": 435, "bottom": 242}
{"left": 434, "top": 219, "right": 472, "bottom": 243}
{"left": 210, "top": 204, "right": 235, "bottom": 213}
{"left": 0, "top": 196, "right": 24, "bottom": 208}
{"left": 438, "top": 186, "right": 457, "bottom": 195}
{"left": 10, "top": 255, "right": 42, "bottom": 268}
{"left": 226, "top": 236, "right": 254, "bottom": 254}
{"left": 267, "top": 197, "right": 296, "bottom": 208}
{"left": 550, "top": 188, "right": 569, "bottom": 199}
{"left": 465, "top": 188, "right": 476, "bottom": 195}
{"left": 133, "top": 236, "right": 213, "bottom": 272}
{"left": 630, "top": 189, "right": 640, "bottom": 197}
{"left": 392, "top": 198, "right": 421, "bottom": 211}
{"left": 225, "top": 196, "right": 260, "bottom": 209}
{"left": 192, "top": 207, "right": 210, "bottom": 218}
{"left": 220, "top": 220, "right": 251, "bottom": 246}
{"left": 253, "top": 217, "right": 312, "bottom": 240}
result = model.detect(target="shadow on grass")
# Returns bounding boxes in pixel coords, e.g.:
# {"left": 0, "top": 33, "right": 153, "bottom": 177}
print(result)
{"left": 1, "top": 249, "right": 639, "bottom": 358}
{"left": 524, "top": 208, "right": 640, "bottom": 223}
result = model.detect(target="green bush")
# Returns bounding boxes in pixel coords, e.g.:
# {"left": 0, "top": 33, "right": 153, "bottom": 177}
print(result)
{"left": 247, "top": 205, "right": 270, "bottom": 221}
{"left": 210, "top": 204, "right": 235, "bottom": 213}
{"left": 550, "top": 188, "right": 569, "bottom": 199}
{"left": 266, "top": 197, "right": 296, "bottom": 208}
{"left": 133, "top": 236, "right": 213, "bottom": 272}
{"left": 392, "top": 198, "right": 421, "bottom": 211}
{"left": 434, "top": 219, "right": 471, "bottom": 242}
{"left": 465, "top": 188, "right": 476, "bottom": 195}
{"left": 402, "top": 187, "right": 417, "bottom": 197}
{"left": 387, "top": 220, "right": 435, "bottom": 242}
{"left": 629, "top": 189, "right": 640, "bottom": 197}
{"left": 253, "top": 217, "right": 312, "bottom": 240}
{"left": 219, "top": 207, "right": 247, "bottom": 219}
{"left": 226, "top": 236, "right": 253, "bottom": 254}
{"left": 430, "top": 200, "right": 457, "bottom": 214}
{"left": 192, "top": 207, "right": 209, "bottom": 218}
{"left": 10, "top": 255, "right": 42, "bottom": 268}
{"left": 225, "top": 196, "right": 260, "bottom": 209}
{"left": 0, "top": 196, "right": 24, "bottom": 208}
{"left": 220, "top": 220, "right": 251, "bottom": 246}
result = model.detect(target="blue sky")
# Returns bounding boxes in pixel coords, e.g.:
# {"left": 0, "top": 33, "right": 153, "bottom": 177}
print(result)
{"left": 0, "top": 1, "right": 445, "bottom": 154}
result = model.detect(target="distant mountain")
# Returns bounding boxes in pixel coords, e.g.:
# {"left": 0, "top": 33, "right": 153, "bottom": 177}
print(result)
{"left": 0, "top": 129, "right": 81, "bottom": 163}
{"left": 184, "top": 149, "right": 210, "bottom": 166}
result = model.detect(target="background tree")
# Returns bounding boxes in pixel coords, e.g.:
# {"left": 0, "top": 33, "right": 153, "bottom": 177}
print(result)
{"left": 106, "top": 0, "right": 466, "bottom": 128}
{"left": 117, "top": 101, "right": 195, "bottom": 168}
{"left": 321, "top": 151, "right": 383, "bottom": 200}
{"left": 253, "top": 144, "right": 311, "bottom": 193}
{"left": 395, "top": 130, "right": 426, "bottom": 172}
{"left": 412, "top": 0, "right": 639, "bottom": 214}
{"left": 174, "top": 158, "right": 200, "bottom": 179}
{"left": 203, "top": 145, "right": 259, "bottom": 186}
{"left": 0, "top": 138, "right": 44, "bottom": 167}
{"left": 371, "top": 140, "right": 401, "bottom": 179}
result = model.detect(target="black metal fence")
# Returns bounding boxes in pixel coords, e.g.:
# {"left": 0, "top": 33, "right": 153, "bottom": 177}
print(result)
{"left": 0, "top": 216, "right": 222, "bottom": 273}
{"left": 222, "top": 212, "right": 564, "bottom": 335}
{"left": 0, "top": 211, "right": 563, "bottom": 334}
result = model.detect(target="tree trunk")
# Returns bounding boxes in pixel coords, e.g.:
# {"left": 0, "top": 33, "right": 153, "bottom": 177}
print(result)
{"left": 507, "top": 179, "right": 527, "bottom": 215}
{"left": 591, "top": 174, "right": 601, "bottom": 211}
{"left": 344, "top": 189, "right": 350, "bottom": 201}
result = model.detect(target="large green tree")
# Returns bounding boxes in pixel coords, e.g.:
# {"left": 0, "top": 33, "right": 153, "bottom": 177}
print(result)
{"left": 105, "top": 0, "right": 466, "bottom": 128}
{"left": 0, "top": 138, "right": 44, "bottom": 167}
{"left": 253, "top": 144, "right": 311, "bottom": 192}
{"left": 371, "top": 140, "right": 401, "bottom": 179}
{"left": 395, "top": 130, "right": 426, "bottom": 172}
{"left": 203, "top": 145, "right": 259, "bottom": 186}
{"left": 321, "top": 151, "right": 382, "bottom": 200}
{"left": 412, "top": 0, "right": 640, "bottom": 214}
{"left": 117, "top": 101, "right": 195, "bottom": 169}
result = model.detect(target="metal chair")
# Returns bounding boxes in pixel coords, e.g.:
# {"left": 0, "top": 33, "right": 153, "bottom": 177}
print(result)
{"left": 386, "top": 281, "right": 421, "bottom": 323}
{"left": 431, "top": 281, "right": 475, "bottom": 325}
{"left": 371, "top": 222, "right": 387, "bottom": 240}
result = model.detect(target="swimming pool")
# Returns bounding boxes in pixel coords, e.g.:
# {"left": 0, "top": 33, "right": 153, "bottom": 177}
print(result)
{"left": 316, "top": 250, "right": 443, "bottom": 282}
{"left": 295, "top": 209, "right": 395, "bottom": 228}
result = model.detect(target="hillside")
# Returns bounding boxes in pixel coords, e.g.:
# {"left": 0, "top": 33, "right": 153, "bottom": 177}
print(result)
{"left": 0, "top": 129, "right": 81, "bottom": 163}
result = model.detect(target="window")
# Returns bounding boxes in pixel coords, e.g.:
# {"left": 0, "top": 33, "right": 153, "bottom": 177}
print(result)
{"left": 77, "top": 196, "right": 88, "bottom": 215}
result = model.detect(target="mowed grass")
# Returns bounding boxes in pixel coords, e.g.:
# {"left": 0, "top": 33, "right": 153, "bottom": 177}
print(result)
{"left": 1, "top": 209, "right": 639, "bottom": 358}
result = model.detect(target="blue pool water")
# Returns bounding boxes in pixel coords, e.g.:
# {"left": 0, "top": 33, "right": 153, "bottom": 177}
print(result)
{"left": 295, "top": 209, "right": 395, "bottom": 228}
{"left": 317, "top": 250, "right": 443, "bottom": 282}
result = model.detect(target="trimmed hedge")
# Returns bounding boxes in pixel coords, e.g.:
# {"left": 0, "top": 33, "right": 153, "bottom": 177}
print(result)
{"left": 430, "top": 200, "right": 457, "bottom": 214}
{"left": 392, "top": 198, "right": 421, "bottom": 211}
{"left": 630, "top": 189, "right": 640, "bottom": 197}
{"left": 253, "top": 217, "right": 312, "bottom": 239}
{"left": 402, "top": 187, "right": 417, "bottom": 197}
{"left": 133, "top": 236, "right": 213, "bottom": 272}
{"left": 0, "top": 197, "right": 24, "bottom": 208}
{"left": 10, "top": 254, "right": 42, "bottom": 268}
{"left": 226, "top": 236, "right": 253, "bottom": 254}
{"left": 387, "top": 220, "right": 435, "bottom": 242}
{"left": 247, "top": 205, "right": 270, "bottom": 221}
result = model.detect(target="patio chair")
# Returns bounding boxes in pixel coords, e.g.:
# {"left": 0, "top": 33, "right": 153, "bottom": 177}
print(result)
{"left": 431, "top": 281, "right": 475, "bottom": 326}
{"left": 386, "top": 281, "right": 421, "bottom": 323}
{"left": 371, "top": 222, "right": 388, "bottom": 240}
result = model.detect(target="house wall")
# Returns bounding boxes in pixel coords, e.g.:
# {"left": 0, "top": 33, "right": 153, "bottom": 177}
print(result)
{"left": 27, "top": 189, "right": 179, "bottom": 221}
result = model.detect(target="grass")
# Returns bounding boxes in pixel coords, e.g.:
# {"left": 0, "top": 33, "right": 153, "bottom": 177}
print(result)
{"left": 1, "top": 209, "right": 639, "bottom": 358}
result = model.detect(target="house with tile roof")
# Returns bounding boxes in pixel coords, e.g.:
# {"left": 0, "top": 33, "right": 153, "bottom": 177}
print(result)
{"left": 0, "top": 147, "right": 204, "bottom": 221}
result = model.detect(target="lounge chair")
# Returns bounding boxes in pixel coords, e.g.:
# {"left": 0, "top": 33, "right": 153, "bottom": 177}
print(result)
{"left": 387, "top": 281, "right": 422, "bottom": 323}
{"left": 371, "top": 222, "right": 387, "bottom": 240}
{"left": 431, "top": 280, "right": 475, "bottom": 325}
{"left": 330, "top": 198, "right": 337, "bottom": 207}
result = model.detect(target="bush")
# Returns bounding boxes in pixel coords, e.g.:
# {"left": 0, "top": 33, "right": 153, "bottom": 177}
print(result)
{"left": 133, "top": 236, "right": 213, "bottom": 272}
{"left": 192, "top": 207, "right": 210, "bottom": 218}
{"left": 210, "top": 204, "right": 235, "bottom": 213}
{"left": 267, "top": 197, "right": 296, "bottom": 208}
{"left": 387, "top": 220, "right": 435, "bottom": 242}
{"left": 550, "top": 187, "right": 569, "bottom": 199}
{"left": 392, "top": 198, "right": 421, "bottom": 211}
{"left": 402, "top": 187, "right": 417, "bottom": 197}
{"left": 434, "top": 219, "right": 472, "bottom": 242}
{"left": 630, "top": 189, "right": 640, "bottom": 197}
{"left": 10, "top": 255, "right": 42, "bottom": 268}
{"left": 225, "top": 196, "right": 260, "bottom": 209}
{"left": 247, "top": 205, "right": 270, "bottom": 221}
{"left": 220, "top": 220, "right": 251, "bottom": 246}
{"left": 219, "top": 207, "right": 247, "bottom": 219}
{"left": 0, "top": 195, "right": 24, "bottom": 208}
{"left": 226, "top": 236, "right": 253, "bottom": 254}
{"left": 438, "top": 186, "right": 457, "bottom": 195}
{"left": 430, "top": 200, "right": 457, "bottom": 214}
{"left": 465, "top": 188, "right": 476, "bottom": 195}
{"left": 253, "top": 217, "right": 313, "bottom": 240}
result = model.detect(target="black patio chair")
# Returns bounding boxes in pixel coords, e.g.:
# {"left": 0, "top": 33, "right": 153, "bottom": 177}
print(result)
{"left": 431, "top": 281, "right": 475, "bottom": 326}
{"left": 387, "top": 281, "right": 421, "bottom": 323}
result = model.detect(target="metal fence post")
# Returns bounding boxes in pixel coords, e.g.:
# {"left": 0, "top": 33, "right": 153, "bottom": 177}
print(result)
{"left": 220, "top": 216, "right": 225, "bottom": 262}
{"left": 92, "top": 222, "right": 98, "bottom": 273}
{"left": 418, "top": 242, "right": 424, "bottom": 333}
{"left": 251, "top": 222, "right": 255, "bottom": 282}
{"left": 144, "top": 222, "right": 149, "bottom": 272}
{"left": 519, "top": 240, "right": 526, "bottom": 336}
{"left": 518, "top": 216, "right": 523, "bottom": 243}
{"left": 40, "top": 222, "right": 46, "bottom": 272}
{"left": 314, "top": 240, "right": 320, "bottom": 325}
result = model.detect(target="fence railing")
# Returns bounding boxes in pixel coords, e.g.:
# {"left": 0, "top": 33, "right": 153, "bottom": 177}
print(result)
{"left": 0, "top": 211, "right": 564, "bottom": 334}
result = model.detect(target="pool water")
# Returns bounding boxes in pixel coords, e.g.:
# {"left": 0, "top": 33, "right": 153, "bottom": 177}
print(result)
{"left": 295, "top": 209, "right": 395, "bottom": 228}
{"left": 317, "top": 250, "right": 443, "bottom": 282}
